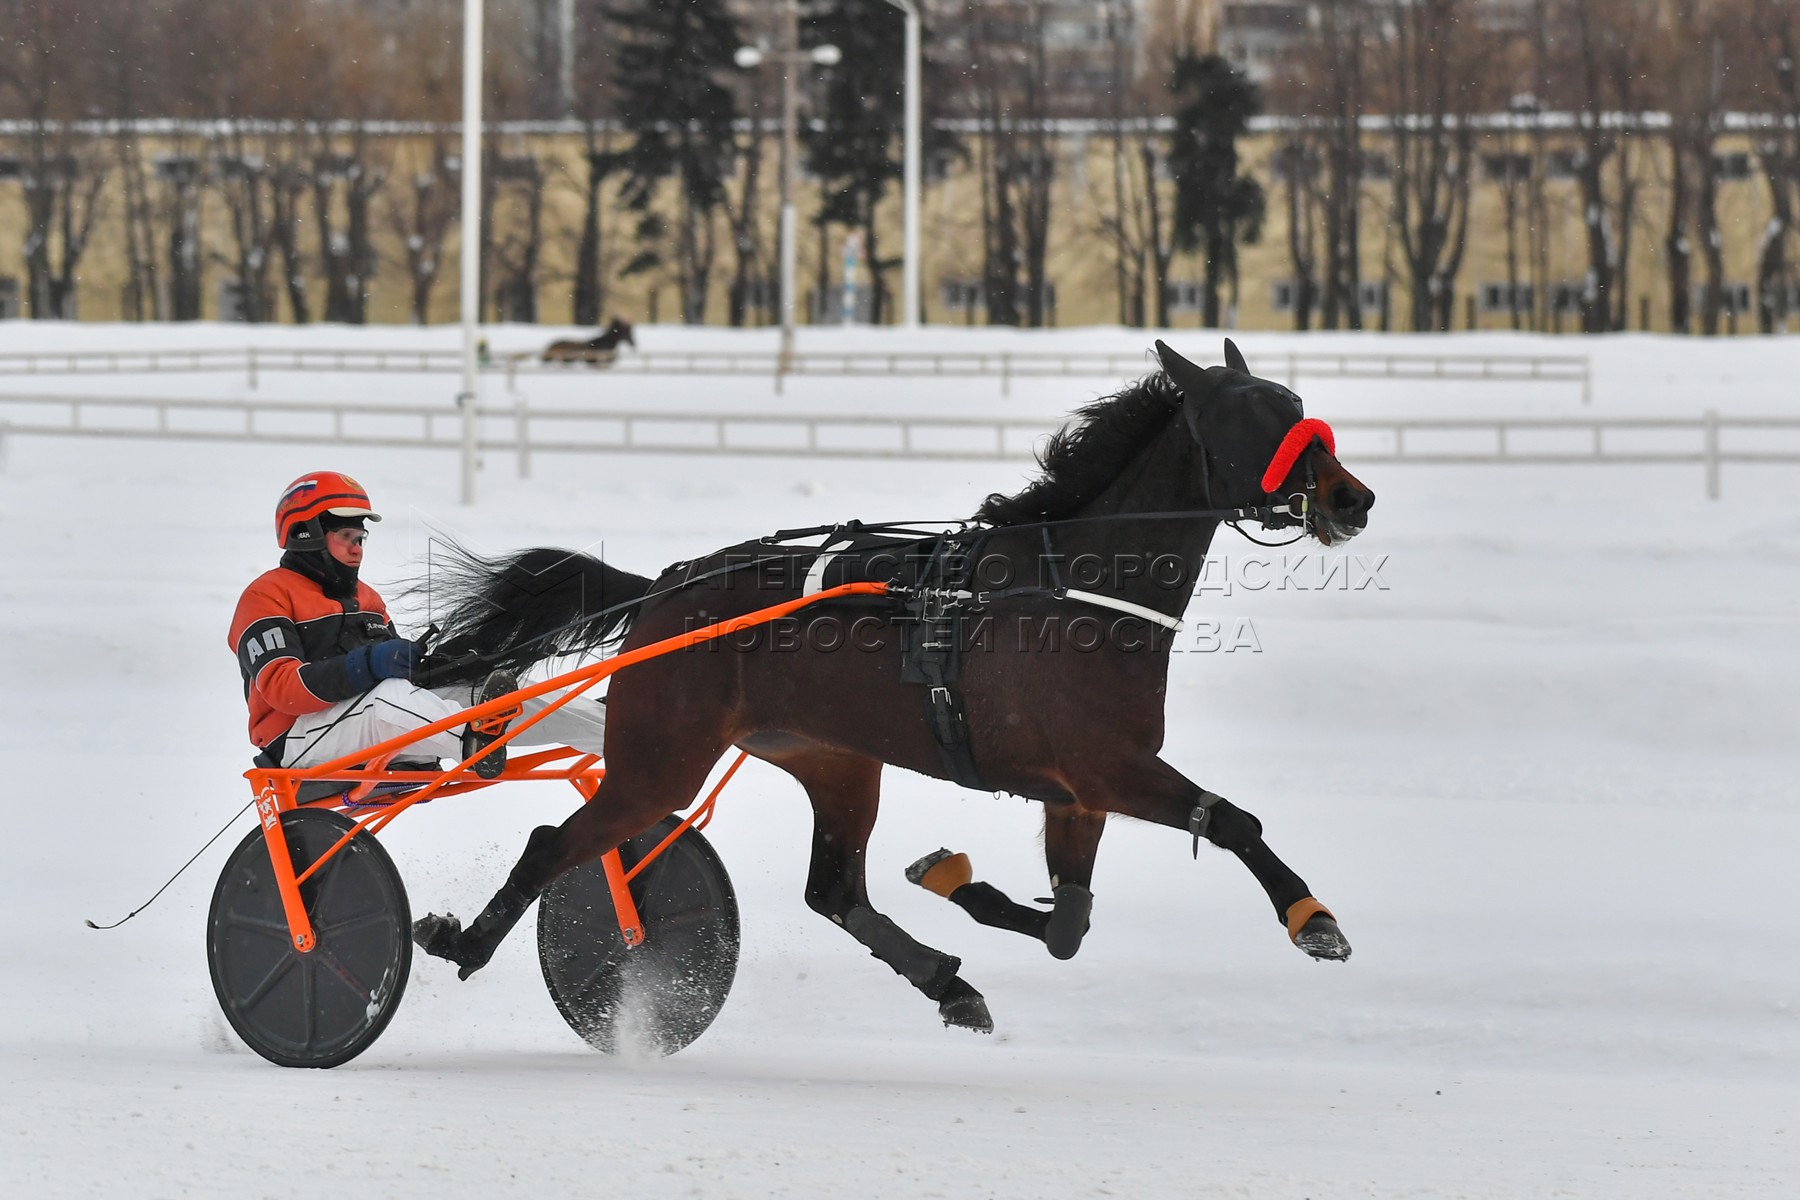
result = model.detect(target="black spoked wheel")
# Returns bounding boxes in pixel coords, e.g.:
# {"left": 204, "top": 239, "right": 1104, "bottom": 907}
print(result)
{"left": 538, "top": 816, "right": 740, "bottom": 1057}
{"left": 207, "top": 808, "right": 411, "bottom": 1068}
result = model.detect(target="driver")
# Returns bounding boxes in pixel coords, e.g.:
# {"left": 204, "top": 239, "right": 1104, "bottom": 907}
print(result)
{"left": 228, "top": 471, "right": 603, "bottom": 778}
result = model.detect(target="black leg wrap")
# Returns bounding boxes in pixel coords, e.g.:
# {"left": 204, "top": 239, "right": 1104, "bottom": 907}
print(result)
{"left": 1043, "top": 883, "right": 1093, "bottom": 961}
{"left": 508, "top": 824, "right": 562, "bottom": 892}
{"left": 1202, "top": 799, "right": 1264, "bottom": 854}
{"left": 414, "top": 826, "right": 559, "bottom": 982}
{"left": 949, "top": 881, "right": 1051, "bottom": 940}
{"left": 842, "top": 905, "right": 961, "bottom": 1001}
{"left": 415, "top": 880, "right": 536, "bottom": 981}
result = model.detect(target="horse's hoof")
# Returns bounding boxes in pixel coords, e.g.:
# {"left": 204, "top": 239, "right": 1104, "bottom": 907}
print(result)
{"left": 1293, "top": 914, "right": 1352, "bottom": 962}
{"left": 1044, "top": 883, "right": 1092, "bottom": 960}
{"left": 412, "top": 912, "right": 462, "bottom": 955}
{"left": 413, "top": 912, "right": 489, "bottom": 978}
{"left": 937, "top": 978, "right": 994, "bottom": 1033}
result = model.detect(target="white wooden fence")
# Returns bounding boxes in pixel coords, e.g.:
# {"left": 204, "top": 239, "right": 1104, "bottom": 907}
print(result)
{"left": 0, "top": 344, "right": 1593, "bottom": 401}
{"left": 0, "top": 391, "right": 1788, "bottom": 498}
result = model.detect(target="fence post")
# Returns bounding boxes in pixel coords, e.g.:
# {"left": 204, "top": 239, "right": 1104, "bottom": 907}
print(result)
{"left": 1704, "top": 408, "right": 1720, "bottom": 500}
{"left": 247, "top": 346, "right": 258, "bottom": 390}
{"left": 1001, "top": 352, "right": 1011, "bottom": 397}
{"left": 514, "top": 387, "right": 531, "bottom": 479}
{"left": 1581, "top": 358, "right": 1592, "bottom": 405}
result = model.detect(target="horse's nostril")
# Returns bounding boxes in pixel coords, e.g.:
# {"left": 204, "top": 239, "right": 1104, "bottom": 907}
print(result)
{"left": 1331, "top": 484, "right": 1367, "bottom": 515}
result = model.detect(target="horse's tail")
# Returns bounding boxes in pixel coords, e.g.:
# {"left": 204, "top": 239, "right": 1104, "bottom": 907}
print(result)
{"left": 408, "top": 542, "right": 654, "bottom": 686}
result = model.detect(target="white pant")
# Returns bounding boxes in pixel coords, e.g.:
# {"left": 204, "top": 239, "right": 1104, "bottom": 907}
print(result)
{"left": 278, "top": 678, "right": 607, "bottom": 768}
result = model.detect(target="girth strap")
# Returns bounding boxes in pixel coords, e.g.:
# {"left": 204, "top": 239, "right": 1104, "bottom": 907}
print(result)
{"left": 898, "top": 535, "right": 988, "bottom": 792}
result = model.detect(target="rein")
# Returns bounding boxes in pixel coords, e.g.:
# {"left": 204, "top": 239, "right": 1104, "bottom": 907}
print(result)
{"left": 429, "top": 420, "right": 1335, "bottom": 673}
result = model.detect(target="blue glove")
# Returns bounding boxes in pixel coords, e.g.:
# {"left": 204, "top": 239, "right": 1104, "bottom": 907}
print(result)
{"left": 369, "top": 639, "right": 416, "bottom": 681}
{"left": 344, "top": 639, "right": 417, "bottom": 691}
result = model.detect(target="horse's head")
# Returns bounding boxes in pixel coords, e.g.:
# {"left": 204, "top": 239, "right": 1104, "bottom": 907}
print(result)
{"left": 610, "top": 316, "right": 637, "bottom": 347}
{"left": 1154, "top": 338, "right": 1374, "bottom": 546}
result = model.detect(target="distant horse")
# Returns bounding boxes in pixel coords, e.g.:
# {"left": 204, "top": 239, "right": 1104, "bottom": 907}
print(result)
{"left": 412, "top": 339, "right": 1375, "bottom": 1033}
{"left": 541, "top": 316, "right": 635, "bottom": 364}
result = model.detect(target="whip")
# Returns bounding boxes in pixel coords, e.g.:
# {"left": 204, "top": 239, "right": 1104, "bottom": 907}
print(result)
{"left": 84, "top": 798, "right": 254, "bottom": 930}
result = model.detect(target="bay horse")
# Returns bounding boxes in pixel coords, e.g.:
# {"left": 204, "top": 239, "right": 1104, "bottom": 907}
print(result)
{"left": 541, "top": 316, "right": 635, "bottom": 364}
{"left": 411, "top": 339, "right": 1375, "bottom": 1033}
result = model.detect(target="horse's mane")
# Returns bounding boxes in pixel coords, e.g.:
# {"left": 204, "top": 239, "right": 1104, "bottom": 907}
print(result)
{"left": 975, "top": 372, "right": 1183, "bottom": 526}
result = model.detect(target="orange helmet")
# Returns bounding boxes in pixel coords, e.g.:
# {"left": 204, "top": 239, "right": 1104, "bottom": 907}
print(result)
{"left": 276, "top": 471, "right": 382, "bottom": 550}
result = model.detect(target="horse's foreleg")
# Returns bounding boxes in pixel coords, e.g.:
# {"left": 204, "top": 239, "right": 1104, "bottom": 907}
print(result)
{"left": 903, "top": 804, "right": 1104, "bottom": 960}
{"left": 1089, "top": 758, "right": 1351, "bottom": 962}
{"left": 780, "top": 750, "right": 994, "bottom": 1033}
{"left": 1041, "top": 804, "right": 1104, "bottom": 958}
{"left": 906, "top": 848, "right": 1049, "bottom": 940}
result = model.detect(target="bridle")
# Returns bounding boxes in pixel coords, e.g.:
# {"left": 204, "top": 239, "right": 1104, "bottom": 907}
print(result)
{"left": 1190, "top": 415, "right": 1336, "bottom": 547}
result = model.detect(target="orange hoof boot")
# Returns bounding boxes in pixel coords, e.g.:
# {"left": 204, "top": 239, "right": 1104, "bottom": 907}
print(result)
{"left": 905, "top": 848, "right": 972, "bottom": 898}
{"left": 1286, "top": 897, "right": 1351, "bottom": 962}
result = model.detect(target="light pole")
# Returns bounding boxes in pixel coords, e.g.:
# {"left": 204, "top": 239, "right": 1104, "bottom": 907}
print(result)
{"left": 736, "top": 4, "right": 839, "bottom": 375}
{"left": 458, "top": 0, "right": 484, "bottom": 505}
{"left": 880, "top": 0, "right": 921, "bottom": 329}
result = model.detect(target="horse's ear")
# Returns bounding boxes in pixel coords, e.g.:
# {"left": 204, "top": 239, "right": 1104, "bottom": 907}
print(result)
{"left": 1154, "top": 339, "right": 1212, "bottom": 406}
{"left": 1223, "top": 338, "right": 1249, "bottom": 374}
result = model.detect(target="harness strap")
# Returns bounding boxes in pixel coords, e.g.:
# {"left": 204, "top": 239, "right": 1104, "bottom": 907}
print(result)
{"left": 1059, "top": 589, "right": 1183, "bottom": 631}
{"left": 801, "top": 538, "right": 854, "bottom": 596}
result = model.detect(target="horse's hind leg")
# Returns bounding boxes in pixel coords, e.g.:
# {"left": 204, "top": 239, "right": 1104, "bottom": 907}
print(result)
{"left": 414, "top": 727, "right": 730, "bottom": 979}
{"left": 771, "top": 747, "right": 993, "bottom": 1033}
{"left": 905, "top": 804, "right": 1105, "bottom": 960}
{"left": 1082, "top": 756, "right": 1351, "bottom": 962}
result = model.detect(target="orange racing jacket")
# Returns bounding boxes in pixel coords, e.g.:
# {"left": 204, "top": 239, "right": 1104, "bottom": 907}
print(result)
{"left": 228, "top": 566, "right": 398, "bottom": 750}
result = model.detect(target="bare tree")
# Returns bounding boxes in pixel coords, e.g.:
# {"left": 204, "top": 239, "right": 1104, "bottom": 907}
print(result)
{"left": 1495, "top": 134, "right": 1527, "bottom": 330}
{"left": 1142, "top": 141, "right": 1175, "bottom": 328}
{"left": 488, "top": 150, "right": 546, "bottom": 323}
{"left": 1376, "top": 0, "right": 1489, "bottom": 332}
{"left": 572, "top": 124, "right": 620, "bottom": 327}
{"left": 966, "top": 8, "right": 1021, "bottom": 326}
{"left": 1277, "top": 140, "right": 1323, "bottom": 331}
{"left": 1750, "top": 0, "right": 1800, "bottom": 332}
{"left": 0, "top": 2, "right": 109, "bottom": 319}
{"left": 1272, "top": 1, "right": 1372, "bottom": 330}
{"left": 386, "top": 138, "right": 460, "bottom": 324}
{"left": 1319, "top": 1, "right": 1369, "bottom": 329}
{"left": 309, "top": 128, "right": 387, "bottom": 324}
{"left": 961, "top": 2, "right": 1059, "bottom": 327}
{"left": 1656, "top": 2, "right": 1736, "bottom": 334}
{"left": 119, "top": 135, "right": 163, "bottom": 320}
{"left": 1093, "top": 1, "right": 1152, "bottom": 325}
{"left": 1016, "top": 6, "right": 1056, "bottom": 326}
{"left": 156, "top": 150, "right": 206, "bottom": 322}
{"left": 1546, "top": 0, "right": 1649, "bottom": 333}
{"left": 210, "top": 125, "right": 278, "bottom": 322}
{"left": 723, "top": 118, "right": 770, "bottom": 327}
